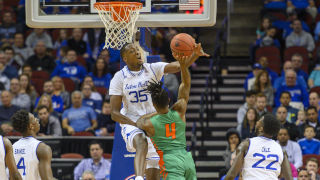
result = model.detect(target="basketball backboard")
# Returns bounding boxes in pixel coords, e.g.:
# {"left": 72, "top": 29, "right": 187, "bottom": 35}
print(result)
{"left": 26, "top": 0, "right": 216, "bottom": 28}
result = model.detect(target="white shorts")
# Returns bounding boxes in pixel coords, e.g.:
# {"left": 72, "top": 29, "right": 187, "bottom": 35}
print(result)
{"left": 121, "top": 124, "right": 160, "bottom": 169}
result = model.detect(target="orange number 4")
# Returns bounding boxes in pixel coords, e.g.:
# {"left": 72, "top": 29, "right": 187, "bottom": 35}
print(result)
{"left": 165, "top": 123, "right": 176, "bottom": 139}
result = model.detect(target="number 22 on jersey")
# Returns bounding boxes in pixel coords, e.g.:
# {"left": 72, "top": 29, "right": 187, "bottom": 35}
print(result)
{"left": 252, "top": 153, "right": 279, "bottom": 170}
{"left": 165, "top": 123, "right": 176, "bottom": 139}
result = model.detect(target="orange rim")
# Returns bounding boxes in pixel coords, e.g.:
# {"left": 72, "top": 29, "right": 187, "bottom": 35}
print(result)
{"left": 94, "top": 2, "right": 143, "bottom": 11}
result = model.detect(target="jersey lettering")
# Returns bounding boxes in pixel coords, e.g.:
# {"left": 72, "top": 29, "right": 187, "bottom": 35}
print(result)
{"left": 165, "top": 123, "right": 176, "bottom": 139}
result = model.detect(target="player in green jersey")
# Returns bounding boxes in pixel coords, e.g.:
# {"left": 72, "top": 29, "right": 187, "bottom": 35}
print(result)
{"left": 136, "top": 44, "right": 208, "bottom": 180}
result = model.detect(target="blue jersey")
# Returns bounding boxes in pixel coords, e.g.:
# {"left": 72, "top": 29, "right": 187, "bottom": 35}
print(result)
{"left": 298, "top": 138, "right": 320, "bottom": 155}
{"left": 88, "top": 72, "right": 112, "bottom": 89}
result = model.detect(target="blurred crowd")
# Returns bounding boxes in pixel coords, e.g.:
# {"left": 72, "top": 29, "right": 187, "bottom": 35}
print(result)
{"left": 222, "top": 1, "right": 320, "bottom": 180}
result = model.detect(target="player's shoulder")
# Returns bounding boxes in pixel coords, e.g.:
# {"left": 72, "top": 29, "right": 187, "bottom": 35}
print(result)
{"left": 36, "top": 142, "right": 52, "bottom": 158}
{"left": 2, "top": 136, "right": 12, "bottom": 149}
{"left": 239, "top": 138, "right": 250, "bottom": 151}
{"left": 112, "top": 69, "right": 127, "bottom": 80}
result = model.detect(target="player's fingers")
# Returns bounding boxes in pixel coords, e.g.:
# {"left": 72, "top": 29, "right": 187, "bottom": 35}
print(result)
{"left": 202, "top": 51, "right": 210, "bottom": 57}
{"left": 194, "top": 43, "right": 199, "bottom": 49}
{"left": 172, "top": 53, "right": 179, "bottom": 59}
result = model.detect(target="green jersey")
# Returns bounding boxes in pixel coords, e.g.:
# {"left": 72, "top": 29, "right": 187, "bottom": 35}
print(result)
{"left": 150, "top": 109, "right": 196, "bottom": 180}
{"left": 150, "top": 109, "right": 186, "bottom": 152}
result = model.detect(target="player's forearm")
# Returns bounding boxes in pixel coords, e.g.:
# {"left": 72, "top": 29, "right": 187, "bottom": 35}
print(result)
{"left": 140, "top": 112, "right": 157, "bottom": 120}
{"left": 111, "top": 111, "right": 136, "bottom": 126}
{"left": 165, "top": 61, "right": 180, "bottom": 74}
{"left": 181, "top": 65, "right": 191, "bottom": 87}
{"left": 178, "top": 65, "right": 191, "bottom": 100}
{"left": 186, "top": 52, "right": 199, "bottom": 67}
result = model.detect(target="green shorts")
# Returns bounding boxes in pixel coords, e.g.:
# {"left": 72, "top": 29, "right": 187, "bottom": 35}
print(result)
{"left": 161, "top": 149, "right": 197, "bottom": 180}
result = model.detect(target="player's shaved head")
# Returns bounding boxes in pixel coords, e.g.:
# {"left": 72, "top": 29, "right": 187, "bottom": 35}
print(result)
{"left": 120, "top": 43, "right": 131, "bottom": 59}
{"left": 262, "top": 114, "right": 281, "bottom": 137}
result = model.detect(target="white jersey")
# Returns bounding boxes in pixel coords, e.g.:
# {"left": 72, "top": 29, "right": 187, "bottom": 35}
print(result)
{"left": 243, "top": 136, "right": 284, "bottom": 180}
{"left": 109, "top": 62, "right": 167, "bottom": 122}
{"left": 0, "top": 136, "right": 8, "bottom": 179}
{"left": 13, "top": 137, "right": 42, "bottom": 180}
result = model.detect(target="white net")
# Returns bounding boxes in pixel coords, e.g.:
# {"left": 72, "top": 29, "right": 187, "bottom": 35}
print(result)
{"left": 95, "top": 2, "right": 142, "bottom": 50}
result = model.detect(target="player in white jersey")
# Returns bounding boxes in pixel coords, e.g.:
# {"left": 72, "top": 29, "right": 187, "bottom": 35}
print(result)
{"left": 225, "top": 114, "right": 293, "bottom": 180}
{"left": 110, "top": 42, "right": 207, "bottom": 180}
{"left": 11, "top": 110, "right": 53, "bottom": 180}
{"left": 0, "top": 136, "right": 22, "bottom": 180}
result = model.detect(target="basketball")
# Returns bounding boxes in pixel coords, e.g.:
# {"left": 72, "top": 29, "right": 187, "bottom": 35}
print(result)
{"left": 170, "top": 33, "right": 195, "bottom": 56}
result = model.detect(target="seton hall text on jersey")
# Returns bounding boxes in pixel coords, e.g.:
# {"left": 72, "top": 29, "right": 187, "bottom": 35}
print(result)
{"left": 125, "top": 80, "right": 149, "bottom": 90}
{"left": 14, "top": 148, "right": 26, "bottom": 154}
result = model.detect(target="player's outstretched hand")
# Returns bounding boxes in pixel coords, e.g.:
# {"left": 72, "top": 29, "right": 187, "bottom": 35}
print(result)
{"left": 172, "top": 52, "right": 189, "bottom": 67}
{"left": 194, "top": 43, "right": 210, "bottom": 57}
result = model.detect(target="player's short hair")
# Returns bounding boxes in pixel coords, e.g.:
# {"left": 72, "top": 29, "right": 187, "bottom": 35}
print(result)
{"left": 306, "top": 157, "right": 319, "bottom": 167}
{"left": 11, "top": 110, "right": 30, "bottom": 134}
{"left": 120, "top": 43, "right": 131, "bottom": 59}
{"left": 280, "top": 91, "right": 291, "bottom": 98}
{"left": 146, "top": 80, "right": 169, "bottom": 109}
{"left": 262, "top": 113, "right": 280, "bottom": 137}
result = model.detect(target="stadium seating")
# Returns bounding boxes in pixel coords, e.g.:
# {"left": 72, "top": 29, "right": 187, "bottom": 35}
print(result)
{"left": 62, "top": 78, "right": 76, "bottom": 93}
{"left": 31, "top": 70, "right": 50, "bottom": 80}
{"left": 72, "top": 131, "right": 94, "bottom": 136}
{"left": 96, "top": 87, "right": 108, "bottom": 96}
{"left": 61, "top": 153, "right": 84, "bottom": 159}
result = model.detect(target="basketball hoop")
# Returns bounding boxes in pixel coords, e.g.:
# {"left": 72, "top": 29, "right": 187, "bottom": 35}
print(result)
{"left": 94, "top": 2, "right": 143, "bottom": 50}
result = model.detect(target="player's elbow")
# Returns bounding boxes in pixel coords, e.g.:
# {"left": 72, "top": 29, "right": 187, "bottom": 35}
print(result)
{"left": 110, "top": 111, "right": 118, "bottom": 122}
{"left": 174, "top": 63, "right": 181, "bottom": 72}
